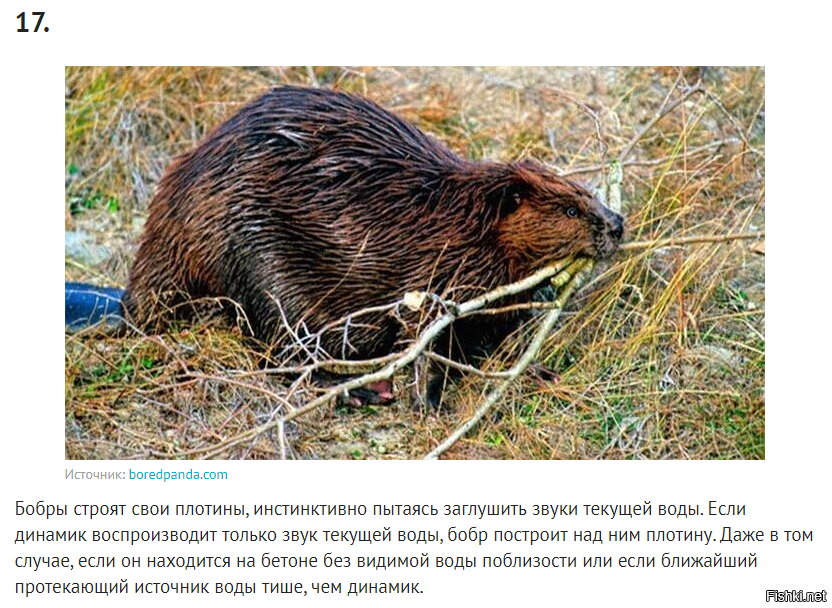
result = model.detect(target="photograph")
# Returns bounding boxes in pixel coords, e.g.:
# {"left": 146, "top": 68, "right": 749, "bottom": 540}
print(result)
{"left": 64, "top": 66, "right": 765, "bottom": 460}
{"left": 7, "top": 5, "right": 829, "bottom": 603}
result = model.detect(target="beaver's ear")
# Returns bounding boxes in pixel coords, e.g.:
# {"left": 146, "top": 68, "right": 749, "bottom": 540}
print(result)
{"left": 489, "top": 175, "right": 534, "bottom": 218}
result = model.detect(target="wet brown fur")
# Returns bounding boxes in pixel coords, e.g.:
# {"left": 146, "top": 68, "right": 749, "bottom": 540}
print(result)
{"left": 125, "top": 86, "right": 623, "bottom": 398}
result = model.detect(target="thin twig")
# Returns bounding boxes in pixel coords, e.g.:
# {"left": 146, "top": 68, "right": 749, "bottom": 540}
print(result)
{"left": 557, "top": 139, "right": 738, "bottom": 177}
{"left": 426, "top": 351, "right": 513, "bottom": 379}
{"left": 458, "top": 301, "right": 556, "bottom": 317}
{"left": 620, "top": 232, "right": 764, "bottom": 252}
{"left": 618, "top": 83, "right": 705, "bottom": 162}
{"left": 185, "top": 372, "right": 295, "bottom": 410}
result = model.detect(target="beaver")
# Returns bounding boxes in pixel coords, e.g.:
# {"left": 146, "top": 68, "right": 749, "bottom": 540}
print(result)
{"left": 69, "top": 85, "right": 624, "bottom": 407}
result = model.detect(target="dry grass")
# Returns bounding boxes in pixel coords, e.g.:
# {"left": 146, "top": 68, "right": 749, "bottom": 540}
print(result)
{"left": 65, "top": 66, "right": 765, "bottom": 460}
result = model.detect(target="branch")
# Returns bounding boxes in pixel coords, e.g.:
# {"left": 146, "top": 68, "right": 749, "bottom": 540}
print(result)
{"left": 424, "top": 259, "right": 596, "bottom": 460}
{"left": 153, "top": 257, "right": 582, "bottom": 459}
{"left": 620, "top": 231, "right": 764, "bottom": 252}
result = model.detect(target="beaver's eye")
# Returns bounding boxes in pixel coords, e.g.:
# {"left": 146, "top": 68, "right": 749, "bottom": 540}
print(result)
{"left": 566, "top": 206, "right": 579, "bottom": 218}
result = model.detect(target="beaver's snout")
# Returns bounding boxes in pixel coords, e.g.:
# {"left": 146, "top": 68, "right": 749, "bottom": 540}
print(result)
{"left": 594, "top": 206, "right": 625, "bottom": 259}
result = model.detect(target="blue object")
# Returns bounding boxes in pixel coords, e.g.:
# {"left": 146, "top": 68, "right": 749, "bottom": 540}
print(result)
{"left": 65, "top": 282, "right": 125, "bottom": 331}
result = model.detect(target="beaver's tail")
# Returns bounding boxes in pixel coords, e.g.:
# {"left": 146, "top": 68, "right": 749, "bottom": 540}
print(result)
{"left": 65, "top": 282, "right": 125, "bottom": 332}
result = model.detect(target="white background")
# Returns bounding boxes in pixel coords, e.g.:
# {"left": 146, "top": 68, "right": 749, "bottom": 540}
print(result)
{"left": 2, "top": 1, "right": 827, "bottom": 606}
